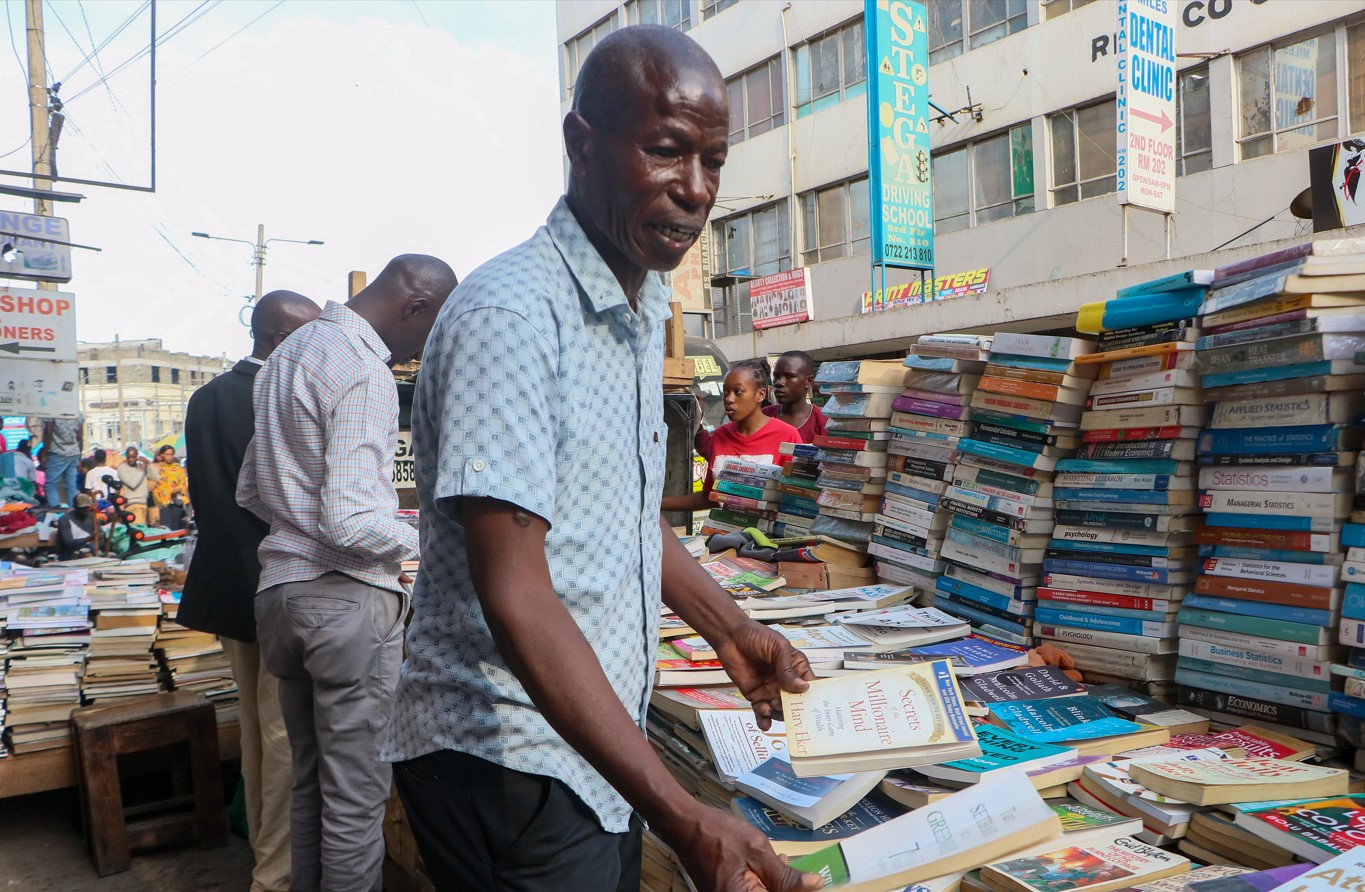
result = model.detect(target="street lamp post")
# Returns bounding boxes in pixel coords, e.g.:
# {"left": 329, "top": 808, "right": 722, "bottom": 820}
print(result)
{"left": 191, "top": 224, "right": 324, "bottom": 303}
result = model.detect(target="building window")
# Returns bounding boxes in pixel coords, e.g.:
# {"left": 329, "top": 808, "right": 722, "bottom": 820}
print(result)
{"left": 105, "top": 365, "right": 116, "bottom": 384}
{"left": 1041, "top": 0, "right": 1096, "bottom": 19}
{"left": 1238, "top": 31, "right": 1338, "bottom": 160}
{"left": 710, "top": 202, "right": 791, "bottom": 337}
{"left": 1347, "top": 21, "right": 1365, "bottom": 137}
{"left": 727, "top": 57, "right": 785, "bottom": 144}
{"left": 562, "top": 14, "right": 617, "bottom": 98}
{"left": 793, "top": 19, "right": 866, "bottom": 118}
{"left": 150, "top": 366, "right": 160, "bottom": 383}
{"left": 929, "top": 0, "right": 1027, "bottom": 65}
{"left": 627, "top": 0, "right": 690, "bottom": 32}
{"left": 801, "top": 177, "right": 870, "bottom": 265}
{"left": 171, "top": 368, "right": 180, "bottom": 385}
{"left": 1177, "top": 66, "right": 1212, "bottom": 176}
{"left": 702, "top": 0, "right": 736, "bottom": 20}
{"left": 1049, "top": 99, "right": 1117, "bottom": 205}
{"left": 933, "top": 124, "right": 1035, "bottom": 232}
{"left": 79, "top": 367, "right": 89, "bottom": 385}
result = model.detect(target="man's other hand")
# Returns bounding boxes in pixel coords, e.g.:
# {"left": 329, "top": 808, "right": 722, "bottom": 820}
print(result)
{"left": 667, "top": 803, "right": 824, "bottom": 892}
{"left": 712, "top": 619, "right": 814, "bottom": 731}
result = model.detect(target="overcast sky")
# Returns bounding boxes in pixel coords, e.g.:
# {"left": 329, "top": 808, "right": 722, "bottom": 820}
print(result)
{"left": 0, "top": 0, "right": 564, "bottom": 358}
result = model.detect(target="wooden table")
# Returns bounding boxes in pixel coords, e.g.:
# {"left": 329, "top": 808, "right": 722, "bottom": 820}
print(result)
{"left": 0, "top": 720, "right": 240, "bottom": 799}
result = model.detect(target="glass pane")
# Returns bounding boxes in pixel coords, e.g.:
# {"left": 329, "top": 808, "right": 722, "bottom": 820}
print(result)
{"left": 769, "top": 58, "right": 786, "bottom": 127}
{"left": 1053, "top": 184, "right": 1079, "bottom": 205}
{"left": 1076, "top": 101, "right": 1117, "bottom": 182}
{"left": 850, "top": 178, "right": 870, "bottom": 247}
{"left": 817, "top": 185, "right": 847, "bottom": 249}
{"left": 1239, "top": 135, "right": 1272, "bottom": 160}
{"left": 969, "top": 0, "right": 1012, "bottom": 48}
{"left": 976, "top": 201, "right": 1015, "bottom": 225}
{"left": 747, "top": 65, "right": 772, "bottom": 127}
{"left": 1010, "top": 125, "right": 1034, "bottom": 198}
{"left": 710, "top": 222, "right": 728, "bottom": 272}
{"left": 933, "top": 148, "right": 969, "bottom": 225}
{"left": 1239, "top": 48, "right": 1272, "bottom": 138}
{"left": 1351, "top": 23, "right": 1365, "bottom": 136}
{"left": 1180, "top": 150, "right": 1213, "bottom": 177}
{"left": 1050, "top": 112, "right": 1077, "bottom": 187}
{"left": 728, "top": 79, "right": 745, "bottom": 141}
{"left": 802, "top": 192, "right": 819, "bottom": 252}
{"left": 726, "top": 215, "right": 750, "bottom": 273}
{"left": 1179, "top": 67, "right": 1212, "bottom": 156}
{"left": 929, "top": 0, "right": 963, "bottom": 54}
{"left": 1277, "top": 118, "right": 1339, "bottom": 153}
{"left": 666, "top": 0, "right": 687, "bottom": 30}
{"left": 814, "top": 34, "right": 840, "bottom": 99}
{"left": 1080, "top": 175, "right": 1116, "bottom": 199}
{"left": 843, "top": 21, "right": 866, "bottom": 87}
{"left": 753, "top": 206, "right": 781, "bottom": 274}
{"left": 936, "top": 213, "right": 970, "bottom": 234}
{"left": 794, "top": 45, "right": 811, "bottom": 105}
{"left": 638, "top": 0, "right": 660, "bottom": 25}
{"left": 973, "top": 133, "right": 1012, "bottom": 214}
{"left": 1274, "top": 34, "right": 1337, "bottom": 133}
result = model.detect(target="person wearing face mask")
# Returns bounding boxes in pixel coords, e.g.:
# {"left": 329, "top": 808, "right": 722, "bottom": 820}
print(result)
{"left": 662, "top": 360, "right": 802, "bottom": 515}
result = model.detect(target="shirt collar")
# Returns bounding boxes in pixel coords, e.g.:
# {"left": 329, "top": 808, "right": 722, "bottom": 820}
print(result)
{"left": 545, "top": 197, "right": 672, "bottom": 325}
{"left": 242, "top": 355, "right": 265, "bottom": 366}
{"left": 320, "top": 301, "right": 392, "bottom": 364}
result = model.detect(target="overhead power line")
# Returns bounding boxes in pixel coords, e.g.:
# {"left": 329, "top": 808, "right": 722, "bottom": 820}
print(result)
{"left": 66, "top": 0, "right": 220, "bottom": 104}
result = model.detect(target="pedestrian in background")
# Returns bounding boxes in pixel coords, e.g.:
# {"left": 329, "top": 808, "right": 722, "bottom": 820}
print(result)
{"left": 180, "top": 290, "right": 320, "bottom": 892}
{"left": 85, "top": 448, "right": 118, "bottom": 500}
{"left": 238, "top": 256, "right": 456, "bottom": 892}
{"left": 150, "top": 444, "right": 188, "bottom": 519}
{"left": 41, "top": 413, "right": 83, "bottom": 507}
{"left": 116, "top": 446, "right": 158, "bottom": 525}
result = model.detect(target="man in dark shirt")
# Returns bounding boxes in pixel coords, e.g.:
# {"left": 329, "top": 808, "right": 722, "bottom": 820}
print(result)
{"left": 179, "top": 290, "right": 319, "bottom": 892}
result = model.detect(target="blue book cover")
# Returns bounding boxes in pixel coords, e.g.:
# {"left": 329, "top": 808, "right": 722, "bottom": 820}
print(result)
{"left": 1342, "top": 524, "right": 1365, "bottom": 549}
{"left": 932, "top": 725, "right": 1074, "bottom": 776}
{"left": 732, "top": 790, "right": 909, "bottom": 841}
{"left": 779, "top": 498, "right": 819, "bottom": 518}
{"left": 987, "top": 354, "right": 1079, "bottom": 372}
{"left": 1116, "top": 274, "right": 1209, "bottom": 300}
{"left": 937, "top": 577, "right": 1032, "bottom": 616}
{"left": 1046, "top": 540, "right": 1179, "bottom": 558}
{"left": 1036, "top": 600, "right": 1172, "bottom": 623}
{"left": 1328, "top": 692, "right": 1365, "bottom": 720}
{"left": 1203, "top": 512, "right": 1337, "bottom": 533}
{"left": 1174, "top": 669, "right": 1330, "bottom": 712}
{"left": 1043, "top": 559, "right": 1181, "bottom": 584}
{"left": 1200, "top": 360, "right": 1336, "bottom": 390}
{"left": 910, "top": 636, "right": 1028, "bottom": 667}
{"left": 933, "top": 596, "right": 1030, "bottom": 635}
{"left": 1199, "top": 270, "right": 1288, "bottom": 315}
{"left": 1198, "top": 545, "right": 1334, "bottom": 565}
{"left": 890, "top": 428, "right": 960, "bottom": 445}
{"left": 1056, "top": 459, "right": 1183, "bottom": 475}
{"left": 989, "top": 698, "right": 1142, "bottom": 744}
{"left": 961, "top": 467, "right": 1043, "bottom": 495}
{"left": 1054, "top": 488, "right": 1181, "bottom": 505}
{"left": 1198, "top": 424, "right": 1349, "bottom": 456}
{"left": 948, "top": 513, "right": 1017, "bottom": 546}
{"left": 1183, "top": 594, "right": 1333, "bottom": 627}
{"left": 1343, "top": 587, "right": 1365, "bottom": 622}
{"left": 870, "top": 535, "right": 933, "bottom": 559}
{"left": 787, "top": 443, "right": 821, "bottom": 460}
{"left": 1033, "top": 608, "right": 1171, "bottom": 637}
{"left": 1177, "top": 655, "right": 1332, "bottom": 693}
{"left": 1176, "top": 607, "right": 1325, "bottom": 644}
{"left": 903, "top": 355, "right": 958, "bottom": 371}
{"left": 884, "top": 482, "right": 941, "bottom": 506}
{"left": 957, "top": 439, "right": 1044, "bottom": 469}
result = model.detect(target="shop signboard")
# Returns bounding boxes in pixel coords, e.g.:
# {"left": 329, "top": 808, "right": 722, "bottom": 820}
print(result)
{"left": 750, "top": 268, "right": 813, "bottom": 330}
{"left": 1308, "top": 139, "right": 1365, "bottom": 232}
{"left": 1116, "top": 0, "right": 1178, "bottom": 213}
{"left": 861, "top": 267, "right": 990, "bottom": 313}
{"left": 0, "top": 286, "right": 78, "bottom": 417}
{"left": 393, "top": 431, "right": 415, "bottom": 490}
{"left": 0, "top": 212, "right": 73, "bottom": 283}
{"left": 865, "top": 0, "right": 934, "bottom": 271}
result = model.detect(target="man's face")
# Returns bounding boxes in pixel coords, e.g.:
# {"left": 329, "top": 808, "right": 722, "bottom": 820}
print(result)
{"left": 125, "top": 449, "right": 137, "bottom": 464}
{"left": 772, "top": 357, "right": 810, "bottom": 407}
{"left": 577, "top": 65, "right": 728, "bottom": 274}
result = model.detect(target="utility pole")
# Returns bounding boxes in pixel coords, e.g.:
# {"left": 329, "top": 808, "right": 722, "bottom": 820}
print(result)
{"left": 254, "top": 224, "right": 265, "bottom": 302}
{"left": 25, "top": 0, "right": 51, "bottom": 218}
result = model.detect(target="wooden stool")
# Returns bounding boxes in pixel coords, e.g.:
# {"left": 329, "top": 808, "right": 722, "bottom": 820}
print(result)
{"left": 72, "top": 690, "right": 229, "bottom": 876}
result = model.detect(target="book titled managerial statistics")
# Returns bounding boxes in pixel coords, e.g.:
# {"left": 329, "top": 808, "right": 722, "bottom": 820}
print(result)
{"left": 781, "top": 660, "right": 979, "bottom": 776}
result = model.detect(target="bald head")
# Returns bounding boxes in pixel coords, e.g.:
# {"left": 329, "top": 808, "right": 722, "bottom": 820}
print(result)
{"left": 350, "top": 254, "right": 458, "bottom": 365}
{"left": 573, "top": 25, "right": 722, "bottom": 134}
{"left": 251, "top": 290, "right": 321, "bottom": 359}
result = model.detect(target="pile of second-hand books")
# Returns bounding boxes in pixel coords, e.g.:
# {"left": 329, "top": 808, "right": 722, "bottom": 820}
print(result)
{"left": 1178, "top": 240, "right": 1362, "bottom": 748}
{"left": 2, "top": 565, "right": 90, "bottom": 755}
{"left": 82, "top": 561, "right": 163, "bottom": 705}
{"left": 1039, "top": 270, "right": 1207, "bottom": 698}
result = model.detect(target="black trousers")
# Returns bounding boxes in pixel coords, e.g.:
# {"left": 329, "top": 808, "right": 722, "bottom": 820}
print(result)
{"left": 393, "top": 749, "right": 643, "bottom": 892}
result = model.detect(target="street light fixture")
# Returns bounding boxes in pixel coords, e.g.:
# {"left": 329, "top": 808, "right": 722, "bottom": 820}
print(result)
{"left": 191, "top": 224, "right": 325, "bottom": 303}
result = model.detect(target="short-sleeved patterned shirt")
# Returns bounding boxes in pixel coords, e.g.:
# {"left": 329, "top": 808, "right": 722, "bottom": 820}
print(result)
{"left": 381, "top": 198, "right": 669, "bottom": 832}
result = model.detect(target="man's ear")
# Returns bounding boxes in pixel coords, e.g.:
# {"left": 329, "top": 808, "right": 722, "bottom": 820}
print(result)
{"left": 403, "top": 297, "right": 430, "bottom": 321}
{"left": 563, "top": 111, "right": 594, "bottom": 182}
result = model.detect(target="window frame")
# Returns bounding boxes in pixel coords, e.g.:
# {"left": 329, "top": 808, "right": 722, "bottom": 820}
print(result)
{"left": 726, "top": 56, "right": 786, "bottom": 144}
{"left": 710, "top": 201, "right": 792, "bottom": 337}
{"left": 562, "top": 13, "right": 618, "bottom": 99}
{"left": 701, "top": 0, "right": 737, "bottom": 21}
{"left": 792, "top": 18, "right": 867, "bottom": 119}
{"left": 1176, "top": 65, "right": 1213, "bottom": 177}
{"left": 929, "top": 0, "right": 1027, "bottom": 65}
{"left": 626, "top": 0, "right": 691, "bottom": 32}
{"left": 1048, "top": 98, "right": 1119, "bottom": 206}
{"left": 1041, "top": 0, "right": 1095, "bottom": 20}
{"left": 1236, "top": 28, "right": 1341, "bottom": 160}
{"left": 932, "top": 124, "right": 1036, "bottom": 232}
{"left": 799, "top": 176, "right": 870, "bottom": 265}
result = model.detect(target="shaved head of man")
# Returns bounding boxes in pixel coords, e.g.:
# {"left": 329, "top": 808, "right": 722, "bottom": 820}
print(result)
{"left": 349, "top": 254, "right": 458, "bottom": 365}
{"left": 250, "top": 290, "right": 321, "bottom": 360}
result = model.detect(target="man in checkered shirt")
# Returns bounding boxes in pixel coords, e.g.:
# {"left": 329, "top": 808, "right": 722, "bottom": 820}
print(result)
{"left": 238, "top": 254, "right": 457, "bottom": 892}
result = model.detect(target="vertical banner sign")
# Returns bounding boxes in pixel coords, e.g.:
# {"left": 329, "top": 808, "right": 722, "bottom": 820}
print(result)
{"left": 866, "top": 0, "right": 934, "bottom": 271}
{"left": 1116, "top": 0, "right": 1178, "bottom": 212}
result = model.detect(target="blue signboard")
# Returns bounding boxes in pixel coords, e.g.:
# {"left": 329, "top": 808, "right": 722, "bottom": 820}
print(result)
{"left": 865, "top": 0, "right": 934, "bottom": 271}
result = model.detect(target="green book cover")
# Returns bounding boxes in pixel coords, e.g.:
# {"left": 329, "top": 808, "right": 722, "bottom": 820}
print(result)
{"left": 716, "top": 480, "right": 768, "bottom": 500}
{"left": 1176, "top": 656, "right": 1333, "bottom": 693}
{"left": 1177, "top": 607, "right": 1324, "bottom": 645}
{"left": 789, "top": 845, "right": 851, "bottom": 886}
{"left": 1049, "top": 799, "right": 1134, "bottom": 834}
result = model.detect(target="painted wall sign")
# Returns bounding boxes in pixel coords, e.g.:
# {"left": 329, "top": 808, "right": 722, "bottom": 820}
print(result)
{"left": 1116, "top": 0, "right": 1178, "bottom": 212}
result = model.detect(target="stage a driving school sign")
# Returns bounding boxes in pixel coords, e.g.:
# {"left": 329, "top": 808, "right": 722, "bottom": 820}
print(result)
{"left": 0, "top": 212, "right": 73, "bottom": 283}
{"left": 1116, "top": 0, "right": 1178, "bottom": 213}
{"left": 0, "top": 287, "right": 79, "bottom": 417}
{"left": 866, "top": 0, "right": 934, "bottom": 271}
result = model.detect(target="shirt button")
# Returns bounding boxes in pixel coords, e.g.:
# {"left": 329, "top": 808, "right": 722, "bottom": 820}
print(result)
{"left": 472, "top": 459, "right": 487, "bottom": 472}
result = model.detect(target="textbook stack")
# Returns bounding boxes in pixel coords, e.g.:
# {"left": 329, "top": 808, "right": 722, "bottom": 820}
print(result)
{"left": 702, "top": 457, "right": 781, "bottom": 538}
{"left": 1177, "top": 240, "right": 1365, "bottom": 747}
{"left": 1, "top": 566, "right": 91, "bottom": 754}
{"left": 81, "top": 562, "right": 164, "bottom": 705}
{"left": 1039, "top": 272, "right": 1207, "bottom": 697}
{"left": 870, "top": 334, "right": 990, "bottom": 594}
{"left": 933, "top": 332, "right": 1095, "bottom": 648}
{"left": 806, "top": 361, "right": 904, "bottom": 559}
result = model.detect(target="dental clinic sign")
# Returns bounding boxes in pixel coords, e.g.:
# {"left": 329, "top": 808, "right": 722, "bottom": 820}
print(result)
{"left": 865, "top": 0, "right": 934, "bottom": 271}
{"left": 1116, "top": 0, "right": 1177, "bottom": 213}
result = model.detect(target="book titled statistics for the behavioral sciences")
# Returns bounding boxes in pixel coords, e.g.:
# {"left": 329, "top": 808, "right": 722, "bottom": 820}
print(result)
{"left": 781, "top": 660, "right": 979, "bottom": 776}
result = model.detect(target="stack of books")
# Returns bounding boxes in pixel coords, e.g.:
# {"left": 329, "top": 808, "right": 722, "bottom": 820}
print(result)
{"left": 158, "top": 616, "right": 238, "bottom": 724}
{"left": 1330, "top": 474, "right": 1365, "bottom": 767}
{"left": 82, "top": 563, "right": 163, "bottom": 704}
{"left": 807, "top": 361, "right": 904, "bottom": 559}
{"left": 1178, "top": 242, "right": 1364, "bottom": 746}
{"left": 870, "top": 335, "right": 990, "bottom": 594}
{"left": 934, "top": 332, "right": 1095, "bottom": 648}
{"left": 0, "top": 566, "right": 90, "bottom": 754}
{"left": 702, "top": 457, "right": 782, "bottom": 538}
{"left": 1039, "top": 272, "right": 1208, "bottom": 697}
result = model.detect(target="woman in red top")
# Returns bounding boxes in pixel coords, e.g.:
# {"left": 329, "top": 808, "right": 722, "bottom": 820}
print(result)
{"left": 663, "top": 361, "right": 802, "bottom": 514}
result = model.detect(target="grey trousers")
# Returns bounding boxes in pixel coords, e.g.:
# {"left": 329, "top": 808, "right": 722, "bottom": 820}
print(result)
{"left": 256, "top": 572, "right": 407, "bottom": 892}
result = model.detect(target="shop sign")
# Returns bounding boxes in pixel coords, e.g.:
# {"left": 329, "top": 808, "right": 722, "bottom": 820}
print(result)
{"left": 393, "top": 431, "right": 415, "bottom": 490}
{"left": 0, "top": 286, "right": 78, "bottom": 417}
{"left": 750, "top": 268, "right": 813, "bottom": 330}
{"left": 861, "top": 267, "right": 990, "bottom": 313}
{"left": 0, "top": 212, "right": 73, "bottom": 283}
{"left": 865, "top": 0, "right": 934, "bottom": 271}
{"left": 1308, "top": 139, "right": 1365, "bottom": 232}
{"left": 1116, "top": 0, "right": 1178, "bottom": 213}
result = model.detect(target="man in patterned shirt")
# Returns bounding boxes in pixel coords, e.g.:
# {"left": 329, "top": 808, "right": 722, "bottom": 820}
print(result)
{"left": 385, "top": 26, "right": 822, "bottom": 892}
{"left": 238, "top": 255, "right": 456, "bottom": 892}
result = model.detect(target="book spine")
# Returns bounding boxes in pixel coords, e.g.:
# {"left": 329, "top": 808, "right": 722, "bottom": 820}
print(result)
{"left": 948, "top": 480, "right": 1044, "bottom": 511}
{"left": 970, "top": 392, "right": 1063, "bottom": 419}
{"left": 1196, "top": 466, "right": 1343, "bottom": 493}
{"left": 1051, "top": 526, "right": 1177, "bottom": 547}
{"left": 989, "top": 332, "right": 1088, "bottom": 359}
{"left": 944, "top": 563, "right": 1026, "bottom": 598}
{"left": 942, "top": 499, "right": 1030, "bottom": 531}
{"left": 1177, "top": 607, "right": 1323, "bottom": 644}
{"left": 947, "top": 527, "right": 1031, "bottom": 565}
{"left": 978, "top": 376, "right": 1074, "bottom": 402}
{"left": 1194, "top": 574, "right": 1336, "bottom": 609}
{"left": 1097, "top": 322, "right": 1196, "bottom": 353}
{"left": 889, "top": 412, "right": 973, "bottom": 436}
{"left": 1201, "top": 360, "right": 1341, "bottom": 390}
{"left": 1038, "top": 588, "right": 1170, "bottom": 611}
{"left": 1088, "top": 387, "right": 1184, "bottom": 410}
{"left": 1178, "top": 623, "right": 1337, "bottom": 659}
{"left": 936, "top": 577, "right": 1032, "bottom": 614}
{"left": 1196, "top": 317, "right": 1321, "bottom": 350}
{"left": 1078, "top": 440, "right": 1179, "bottom": 461}
{"left": 1055, "top": 510, "right": 1170, "bottom": 531}
{"left": 1063, "top": 645, "right": 1171, "bottom": 679}
{"left": 1177, "top": 686, "right": 1335, "bottom": 732}
{"left": 1178, "top": 639, "right": 1333, "bottom": 677}
{"left": 931, "top": 596, "right": 1030, "bottom": 636}
{"left": 1209, "top": 393, "right": 1352, "bottom": 429}
{"left": 1179, "top": 655, "right": 1332, "bottom": 693}
{"left": 1037, "top": 624, "right": 1172, "bottom": 653}
{"left": 1044, "top": 559, "right": 1180, "bottom": 584}
{"left": 952, "top": 465, "right": 1042, "bottom": 495}
{"left": 1199, "top": 272, "right": 1288, "bottom": 315}
{"left": 1196, "top": 451, "right": 1349, "bottom": 468}
{"left": 957, "top": 439, "right": 1050, "bottom": 470}
{"left": 1203, "top": 512, "right": 1338, "bottom": 533}
{"left": 1033, "top": 608, "right": 1172, "bottom": 637}
{"left": 947, "top": 513, "right": 1029, "bottom": 547}
{"left": 891, "top": 396, "right": 969, "bottom": 419}
{"left": 1054, "top": 473, "right": 1179, "bottom": 490}
{"left": 1199, "top": 490, "right": 1344, "bottom": 518}
{"left": 1201, "top": 557, "right": 1337, "bottom": 587}
{"left": 1172, "top": 668, "right": 1329, "bottom": 711}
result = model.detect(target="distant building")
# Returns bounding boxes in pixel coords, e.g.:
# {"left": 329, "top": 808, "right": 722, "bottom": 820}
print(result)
{"left": 75, "top": 339, "right": 232, "bottom": 449}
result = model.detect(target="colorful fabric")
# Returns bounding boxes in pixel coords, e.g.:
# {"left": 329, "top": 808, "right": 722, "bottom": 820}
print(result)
{"left": 237, "top": 301, "right": 416, "bottom": 594}
{"left": 151, "top": 460, "right": 188, "bottom": 507}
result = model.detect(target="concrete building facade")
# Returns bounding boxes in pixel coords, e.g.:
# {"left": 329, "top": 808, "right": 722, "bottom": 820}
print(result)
{"left": 75, "top": 339, "right": 231, "bottom": 450}
{"left": 554, "top": 0, "right": 1365, "bottom": 359}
